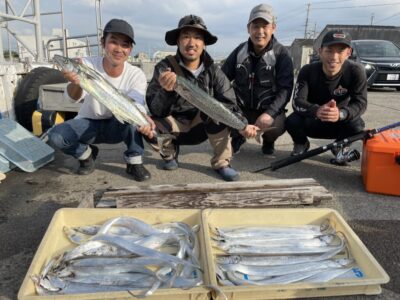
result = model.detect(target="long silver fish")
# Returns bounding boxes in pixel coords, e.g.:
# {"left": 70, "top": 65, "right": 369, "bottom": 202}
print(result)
{"left": 34, "top": 217, "right": 203, "bottom": 296}
{"left": 53, "top": 55, "right": 149, "bottom": 127}
{"left": 175, "top": 76, "right": 278, "bottom": 143}
{"left": 175, "top": 75, "right": 246, "bottom": 131}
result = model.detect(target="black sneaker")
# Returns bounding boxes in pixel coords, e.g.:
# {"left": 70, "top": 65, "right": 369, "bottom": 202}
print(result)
{"left": 77, "top": 145, "right": 99, "bottom": 175}
{"left": 262, "top": 141, "right": 275, "bottom": 155}
{"left": 126, "top": 164, "right": 151, "bottom": 181}
{"left": 231, "top": 136, "right": 246, "bottom": 154}
{"left": 291, "top": 140, "right": 310, "bottom": 156}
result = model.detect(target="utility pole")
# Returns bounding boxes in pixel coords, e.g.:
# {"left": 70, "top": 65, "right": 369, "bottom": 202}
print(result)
{"left": 304, "top": 3, "right": 311, "bottom": 38}
{"left": 60, "top": 0, "right": 67, "bottom": 57}
{"left": 95, "top": 0, "right": 103, "bottom": 56}
{"left": 33, "top": 0, "right": 44, "bottom": 62}
{"left": 313, "top": 23, "right": 317, "bottom": 39}
{"left": 370, "top": 13, "right": 374, "bottom": 25}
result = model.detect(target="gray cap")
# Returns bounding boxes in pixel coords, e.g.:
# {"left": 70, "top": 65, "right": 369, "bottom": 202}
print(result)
{"left": 248, "top": 4, "right": 275, "bottom": 25}
{"left": 103, "top": 19, "right": 135, "bottom": 44}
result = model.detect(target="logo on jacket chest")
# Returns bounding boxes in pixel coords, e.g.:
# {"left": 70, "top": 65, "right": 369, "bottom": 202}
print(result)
{"left": 333, "top": 85, "right": 348, "bottom": 97}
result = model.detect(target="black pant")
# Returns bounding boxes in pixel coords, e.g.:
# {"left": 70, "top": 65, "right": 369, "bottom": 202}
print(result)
{"left": 286, "top": 112, "right": 365, "bottom": 144}
{"left": 231, "top": 110, "right": 286, "bottom": 143}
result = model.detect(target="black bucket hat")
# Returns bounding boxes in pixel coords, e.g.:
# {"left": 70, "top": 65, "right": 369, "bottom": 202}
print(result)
{"left": 165, "top": 15, "right": 218, "bottom": 46}
{"left": 103, "top": 19, "right": 135, "bottom": 44}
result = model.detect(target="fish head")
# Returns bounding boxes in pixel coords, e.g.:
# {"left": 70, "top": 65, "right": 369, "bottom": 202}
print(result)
{"left": 53, "top": 54, "right": 79, "bottom": 73}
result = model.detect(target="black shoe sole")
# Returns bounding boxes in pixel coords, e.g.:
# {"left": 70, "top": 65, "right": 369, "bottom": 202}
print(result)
{"left": 262, "top": 148, "right": 274, "bottom": 155}
{"left": 77, "top": 168, "right": 95, "bottom": 175}
{"left": 131, "top": 174, "right": 151, "bottom": 182}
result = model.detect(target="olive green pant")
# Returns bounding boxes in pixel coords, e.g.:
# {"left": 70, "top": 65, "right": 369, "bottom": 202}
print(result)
{"left": 153, "top": 112, "right": 232, "bottom": 169}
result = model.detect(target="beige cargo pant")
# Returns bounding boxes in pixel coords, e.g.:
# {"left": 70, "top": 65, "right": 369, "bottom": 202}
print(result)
{"left": 153, "top": 112, "right": 232, "bottom": 169}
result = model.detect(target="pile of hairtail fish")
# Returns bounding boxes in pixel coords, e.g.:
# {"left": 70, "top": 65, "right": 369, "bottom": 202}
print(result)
{"left": 32, "top": 216, "right": 203, "bottom": 296}
{"left": 212, "top": 221, "right": 361, "bottom": 286}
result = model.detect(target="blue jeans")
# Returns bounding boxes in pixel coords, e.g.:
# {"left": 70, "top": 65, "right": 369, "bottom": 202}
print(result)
{"left": 48, "top": 117, "right": 144, "bottom": 162}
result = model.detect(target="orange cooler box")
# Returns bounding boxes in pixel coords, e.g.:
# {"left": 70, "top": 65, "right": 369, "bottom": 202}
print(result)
{"left": 362, "top": 129, "right": 400, "bottom": 196}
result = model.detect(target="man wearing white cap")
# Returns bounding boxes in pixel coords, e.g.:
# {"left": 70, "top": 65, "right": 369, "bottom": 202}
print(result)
{"left": 222, "top": 4, "right": 294, "bottom": 155}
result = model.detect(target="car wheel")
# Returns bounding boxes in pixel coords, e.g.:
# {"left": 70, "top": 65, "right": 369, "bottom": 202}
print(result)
{"left": 14, "top": 67, "right": 67, "bottom": 131}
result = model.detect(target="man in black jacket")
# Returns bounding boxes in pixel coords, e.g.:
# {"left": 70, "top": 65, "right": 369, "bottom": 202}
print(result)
{"left": 146, "top": 15, "right": 258, "bottom": 181}
{"left": 286, "top": 30, "right": 367, "bottom": 164}
{"left": 222, "top": 4, "right": 294, "bottom": 155}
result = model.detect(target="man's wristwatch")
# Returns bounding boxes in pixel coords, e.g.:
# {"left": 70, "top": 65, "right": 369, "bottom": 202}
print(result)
{"left": 339, "top": 109, "right": 348, "bottom": 121}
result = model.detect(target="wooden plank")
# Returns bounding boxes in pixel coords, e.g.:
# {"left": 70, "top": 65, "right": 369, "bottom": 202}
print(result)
{"left": 104, "top": 178, "right": 325, "bottom": 196}
{"left": 95, "top": 178, "right": 332, "bottom": 209}
{"left": 116, "top": 189, "right": 314, "bottom": 208}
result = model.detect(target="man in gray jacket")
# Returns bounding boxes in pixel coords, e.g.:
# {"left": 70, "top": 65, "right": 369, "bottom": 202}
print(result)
{"left": 222, "top": 4, "right": 294, "bottom": 155}
{"left": 146, "top": 15, "right": 258, "bottom": 181}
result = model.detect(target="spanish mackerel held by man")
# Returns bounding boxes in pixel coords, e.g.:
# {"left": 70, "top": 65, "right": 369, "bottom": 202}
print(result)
{"left": 53, "top": 55, "right": 150, "bottom": 127}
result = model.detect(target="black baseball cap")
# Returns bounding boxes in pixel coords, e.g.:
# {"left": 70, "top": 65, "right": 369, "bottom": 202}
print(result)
{"left": 165, "top": 15, "right": 218, "bottom": 46}
{"left": 103, "top": 19, "right": 135, "bottom": 44}
{"left": 321, "top": 30, "right": 352, "bottom": 48}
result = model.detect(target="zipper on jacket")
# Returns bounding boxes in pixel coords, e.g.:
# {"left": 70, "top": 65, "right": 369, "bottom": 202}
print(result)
{"left": 249, "top": 72, "right": 255, "bottom": 109}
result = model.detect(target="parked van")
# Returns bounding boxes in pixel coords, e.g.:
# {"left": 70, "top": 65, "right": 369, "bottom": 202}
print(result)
{"left": 351, "top": 40, "right": 400, "bottom": 91}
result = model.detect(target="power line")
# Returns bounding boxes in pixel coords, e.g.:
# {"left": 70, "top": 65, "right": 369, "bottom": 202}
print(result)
{"left": 313, "top": 2, "right": 400, "bottom": 10}
{"left": 375, "top": 11, "right": 400, "bottom": 24}
{"left": 279, "top": 7, "right": 306, "bottom": 22}
{"left": 312, "top": 0, "right": 353, "bottom": 4}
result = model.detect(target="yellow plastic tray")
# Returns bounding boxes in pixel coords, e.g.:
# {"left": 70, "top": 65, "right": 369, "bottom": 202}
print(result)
{"left": 202, "top": 208, "right": 390, "bottom": 300}
{"left": 18, "top": 208, "right": 210, "bottom": 300}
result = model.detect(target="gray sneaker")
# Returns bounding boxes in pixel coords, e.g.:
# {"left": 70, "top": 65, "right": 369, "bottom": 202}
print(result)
{"left": 291, "top": 140, "right": 310, "bottom": 156}
{"left": 163, "top": 159, "right": 178, "bottom": 170}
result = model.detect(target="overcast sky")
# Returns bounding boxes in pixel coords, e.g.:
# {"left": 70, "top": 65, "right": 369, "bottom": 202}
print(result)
{"left": 2, "top": 0, "right": 400, "bottom": 59}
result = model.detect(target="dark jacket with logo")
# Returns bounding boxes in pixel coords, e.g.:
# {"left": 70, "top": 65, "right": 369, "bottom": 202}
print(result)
{"left": 146, "top": 51, "right": 247, "bottom": 125}
{"left": 292, "top": 60, "right": 367, "bottom": 121}
{"left": 222, "top": 36, "right": 294, "bottom": 118}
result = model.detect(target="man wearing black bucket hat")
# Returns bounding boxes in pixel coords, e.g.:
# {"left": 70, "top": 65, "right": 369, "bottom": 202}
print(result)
{"left": 49, "top": 19, "right": 155, "bottom": 181}
{"left": 146, "top": 15, "right": 259, "bottom": 181}
{"left": 286, "top": 29, "right": 368, "bottom": 165}
{"left": 222, "top": 4, "right": 294, "bottom": 156}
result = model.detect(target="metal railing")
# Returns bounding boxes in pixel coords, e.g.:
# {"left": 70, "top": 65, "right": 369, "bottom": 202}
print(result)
{"left": 45, "top": 34, "right": 99, "bottom": 60}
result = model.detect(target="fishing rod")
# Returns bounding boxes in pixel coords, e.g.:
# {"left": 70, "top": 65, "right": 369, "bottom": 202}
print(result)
{"left": 254, "top": 121, "right": 400, "bottom": 173}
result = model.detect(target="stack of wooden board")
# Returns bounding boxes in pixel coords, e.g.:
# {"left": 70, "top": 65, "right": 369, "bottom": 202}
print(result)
{"left": 86, "top": 178, "right": 333, "bottom": 209}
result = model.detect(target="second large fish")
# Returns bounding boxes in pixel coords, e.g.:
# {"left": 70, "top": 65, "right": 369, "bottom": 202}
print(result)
{"left": 53, "top": 55, "right": 150, "bottom": 127}
{"left": 175, "top": 75, "right": 247, "bottom": 131}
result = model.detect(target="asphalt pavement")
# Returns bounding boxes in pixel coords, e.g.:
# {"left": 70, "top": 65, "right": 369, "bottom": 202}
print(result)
{"left": 0, "top": 88, "right": 399, "bottom": 300}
